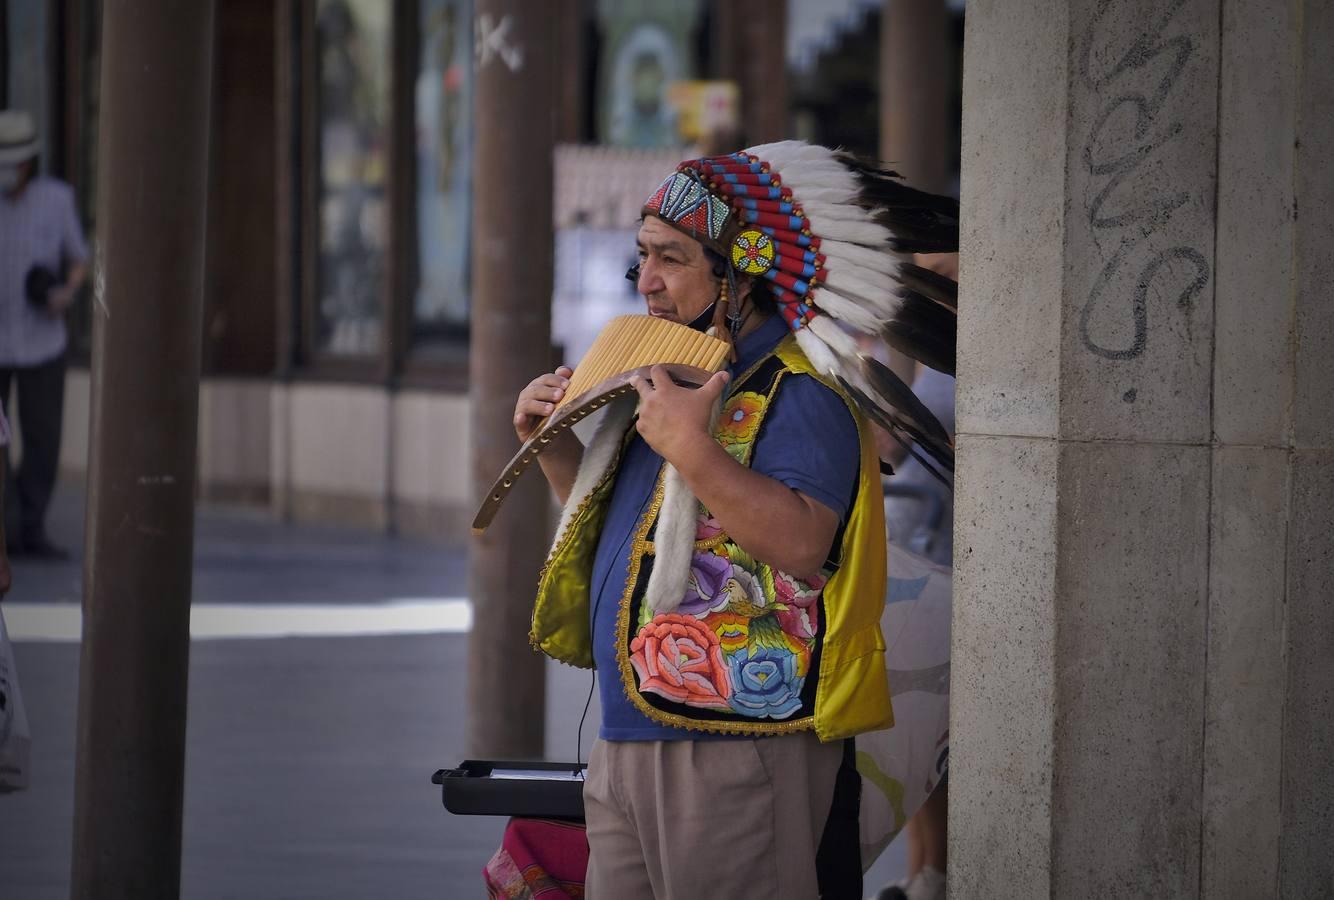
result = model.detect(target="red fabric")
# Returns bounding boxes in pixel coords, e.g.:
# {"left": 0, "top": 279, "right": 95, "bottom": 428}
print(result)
{"left": 701, "top": 162, "right": 766, "bottom": 175}
{"left": 731, "top": 197, "right": 797, "bottom": 215}
{"left": 484, "top": 818, "right": 589, "bottom": 899}
{"left": 708, "top": 172, "right": 779, "bottom": 186}
{"left": 745, "top": 210, "right": 810, "bottom": 232}
{"left": 767, "top": 269, "right": 810, "bottom": 294}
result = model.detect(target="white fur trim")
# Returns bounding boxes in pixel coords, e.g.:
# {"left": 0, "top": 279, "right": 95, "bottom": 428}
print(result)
{"left": 642, "top": 462, "right": 697, "bottom": 614}
{"left": 549, "top": 395, "right": 637, "bottom": 553}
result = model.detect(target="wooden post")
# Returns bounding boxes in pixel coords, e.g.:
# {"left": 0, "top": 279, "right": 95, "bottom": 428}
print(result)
{"left": 467, "top": 0, "right": 554, "bottom": 758}
{"left": 69, "top": 2, "right": 214, "bottom": 897}
{"left": 880, "top": 0, "right": 950, "bottom": 193}
{"left": 714, "top": 0, "right": 790, "bottom": 146}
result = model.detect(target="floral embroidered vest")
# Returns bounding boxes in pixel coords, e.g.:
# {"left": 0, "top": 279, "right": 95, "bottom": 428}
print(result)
{"left": 531, "top": 334, "right": 893, "bottom": 741}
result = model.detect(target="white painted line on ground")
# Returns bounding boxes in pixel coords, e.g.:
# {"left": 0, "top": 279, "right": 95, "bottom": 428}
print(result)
{"left": 2, "top": 599, "right": 473, "bottom": 643}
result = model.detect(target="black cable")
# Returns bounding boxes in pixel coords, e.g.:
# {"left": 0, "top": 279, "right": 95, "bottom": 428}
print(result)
{"left": 578, "top": 586, "right": 606, "bottom": 772}
{"left": 575, "top": 669, "right": 595, "bottom": 772}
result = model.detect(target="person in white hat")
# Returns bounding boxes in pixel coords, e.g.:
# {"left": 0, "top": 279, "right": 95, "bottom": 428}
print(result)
{"left": 0, "top": 109, "right": 89, "bottom": 560}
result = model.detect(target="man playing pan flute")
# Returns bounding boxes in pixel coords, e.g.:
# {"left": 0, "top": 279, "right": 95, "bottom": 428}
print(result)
{"left": 513, "top": 142, "right": 958, "bottom": 898}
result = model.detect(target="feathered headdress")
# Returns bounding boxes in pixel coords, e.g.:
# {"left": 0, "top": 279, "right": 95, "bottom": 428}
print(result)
{"left": 642, "top": 140, "right": 959, "bottom": 477}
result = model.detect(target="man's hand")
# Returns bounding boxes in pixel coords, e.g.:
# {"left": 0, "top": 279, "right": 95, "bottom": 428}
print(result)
{"left": 631, "top": 365, "right": 730, "bottom": 465}
{"left": 514, "top": 366, "right": 574, "bottom": 442}
{"left": 513, "top": 365, "right": 583, "bottom": 505}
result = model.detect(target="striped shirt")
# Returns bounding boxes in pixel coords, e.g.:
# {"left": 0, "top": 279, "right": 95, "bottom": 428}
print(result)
{"left": 0, "top": 176, "right": 89, "bottom": 367}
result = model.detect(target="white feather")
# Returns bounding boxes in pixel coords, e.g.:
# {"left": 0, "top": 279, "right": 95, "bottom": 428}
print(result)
{"left": 748, "top": 140, "right": 831, "bottom": 167}
{"left": 794, "top": 326, "right": 841, "bottom": 381}
{"left": 809, "top": 316, "right": 884, "bottom": 401}
{"left": 801, "top": 198, "right": 880, "bottom": 225}
{"left": 808, "top": 287, "right": 887, "bottom": 335}
{"left": 821, "top": 240, "right": 903, "bottom": 278}
{"left": 821, "top": 270, "right": 902, "bottom": 318}
{"left": 747, "top": 142, "right": 865, "bottom": 206}
{"left": 806, "top": 312, "right": 864, "bottom": 360}
{"left": 793, "top": 186, "right": 861, "bottom": 204}
{"left": 811, "top": 217, "right": 895, "bottom": 245}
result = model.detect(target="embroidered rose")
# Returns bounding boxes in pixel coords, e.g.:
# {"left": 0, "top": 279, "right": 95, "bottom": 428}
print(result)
{"left": 703, "top": 611, "right": 750, "bottom": 654}
{"left": 630, "top": 613, "right": 732, "bottom": 711}
{"left": 679, "top": 552, "right": 734, "bottom": 617}
{"left": 715, "top": 391, "right": 765, "bottom": 447}
{"left": 772, "top": 571, "right": 825, "bottom": 641}
{"left": 695, "top": 511, "right": 723, "bottom": 542}
{"left": 727, "top": 645, "right": 805, "bottom": 719}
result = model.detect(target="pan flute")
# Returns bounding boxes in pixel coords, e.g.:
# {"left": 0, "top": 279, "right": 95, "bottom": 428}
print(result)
{"left": 472, "top": 315, "right": 730, "bottom": 532}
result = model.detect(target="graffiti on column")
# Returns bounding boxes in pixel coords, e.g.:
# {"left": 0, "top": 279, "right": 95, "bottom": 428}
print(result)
{"left": 1075, "top": 0, "right": 1211, "bottom": 364}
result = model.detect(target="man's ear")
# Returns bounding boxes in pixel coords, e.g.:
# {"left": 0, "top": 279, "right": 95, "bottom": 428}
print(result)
{"left": 733, "top": 275, "right": 753, "bottom": 305}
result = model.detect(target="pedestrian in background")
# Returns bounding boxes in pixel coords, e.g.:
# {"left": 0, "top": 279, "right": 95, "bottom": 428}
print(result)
{"left": 0, "top": 109, "right": 89, "bottom": 560}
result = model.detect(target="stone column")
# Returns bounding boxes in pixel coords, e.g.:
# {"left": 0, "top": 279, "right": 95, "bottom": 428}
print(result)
{"left": 952, "top": 1, "right": 1333, "bottom": 896}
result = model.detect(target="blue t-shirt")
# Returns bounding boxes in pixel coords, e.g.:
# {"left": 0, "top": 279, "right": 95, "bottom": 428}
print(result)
{"left": 590, "top": 314, "right": 860, "bottom": 740}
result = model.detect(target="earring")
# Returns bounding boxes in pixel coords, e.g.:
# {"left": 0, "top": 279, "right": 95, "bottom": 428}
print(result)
{"left": 711, "top": 279, "right": 737, "bottom": 362}
{"left": 725, "top": 278, "right": 744, "bottom": 339}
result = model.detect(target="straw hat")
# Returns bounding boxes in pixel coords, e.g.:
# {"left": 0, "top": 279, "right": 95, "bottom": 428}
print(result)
{"left": 0, "top": 110, "right": 41, "bottom": 165}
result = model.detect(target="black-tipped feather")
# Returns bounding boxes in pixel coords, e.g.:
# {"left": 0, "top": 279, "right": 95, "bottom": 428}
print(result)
{"left": 883, "top": 292, "right": 956, "bottom": 375}
{"left": 836, "top": 375, "right": 956, "bottom": 475}
{"left": 858, "top": 356, "right": 954, "bottom": 449}
{"left": 832, "top": 151, "right": 960, "bottom": 254}
{"left": 882, "top": 427, "right": 955, "bottom": 490}
{"left": 896, "top": 263, "right": 958, "bottom": 311}
{"left": 836, "top": 152, "right": 961, "bottom": 217}
{"left": 876, "top": 213, "right": 959, "bottom": 255}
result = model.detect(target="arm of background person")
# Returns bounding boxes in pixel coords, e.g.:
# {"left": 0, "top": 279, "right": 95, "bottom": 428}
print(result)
{"left": 48, "top": 183, "right": 91, "bottom": 316}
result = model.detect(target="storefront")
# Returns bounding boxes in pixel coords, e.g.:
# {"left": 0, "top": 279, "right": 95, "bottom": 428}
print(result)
{"left": 2, "top": 0, "right": 960, "bottom": 536}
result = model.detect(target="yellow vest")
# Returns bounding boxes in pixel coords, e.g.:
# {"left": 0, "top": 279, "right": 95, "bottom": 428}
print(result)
{"left": 530, "top": 335, "right": 892, "bottom": 742}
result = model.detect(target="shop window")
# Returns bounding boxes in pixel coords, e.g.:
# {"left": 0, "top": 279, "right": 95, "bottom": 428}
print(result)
{"left": 309, "top": 0, "right": 391, "bottom": 359}
{"left": 409, "top": 0, "right": 471, "bottom": 359}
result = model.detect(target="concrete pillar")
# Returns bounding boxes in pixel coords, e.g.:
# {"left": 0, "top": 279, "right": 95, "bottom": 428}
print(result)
{"left": 880, "top": 0, "right": 950, "bottom": 193}
{"left": 953, "top": 1, "right": 1333, "bottom": 896}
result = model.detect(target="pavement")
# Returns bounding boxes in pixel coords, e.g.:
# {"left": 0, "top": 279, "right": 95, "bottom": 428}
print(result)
{"left": 0, "top": 482, "right": 905, "bottom": 898}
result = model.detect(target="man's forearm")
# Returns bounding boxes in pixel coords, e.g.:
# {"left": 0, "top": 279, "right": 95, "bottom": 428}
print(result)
{"left": 669, "top": 439, "right": 836, "bottom": 580}
{"left": 536, "top": 433, "right": 583, "bottom": 506}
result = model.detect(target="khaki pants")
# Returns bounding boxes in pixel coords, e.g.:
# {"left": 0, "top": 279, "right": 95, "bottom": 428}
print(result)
{"left": 583, "top": 733, "right": 843, "bottom": 899}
